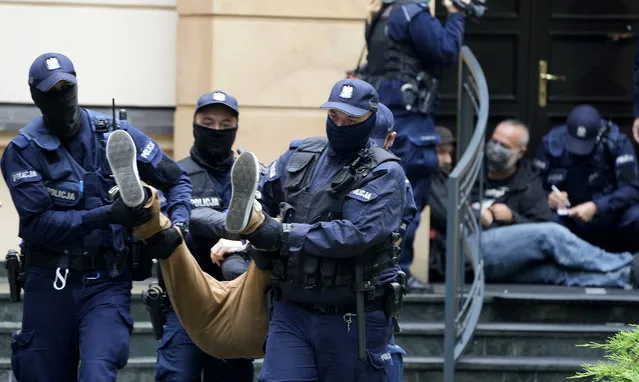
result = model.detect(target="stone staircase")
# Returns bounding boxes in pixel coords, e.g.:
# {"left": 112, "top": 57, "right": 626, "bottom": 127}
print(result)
{"left": 0, "top": 261, "right": 637, "bottom": 381}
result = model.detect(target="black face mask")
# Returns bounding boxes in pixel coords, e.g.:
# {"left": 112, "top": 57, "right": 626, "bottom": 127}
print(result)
{"left": 326, "top": 113, "right": 376, "bottom": 156}
{"left": 191, "top": 123, "right": 238, "bottom": 170}
{"left": 30, "top": 85, "right": 81, "bottom": 139}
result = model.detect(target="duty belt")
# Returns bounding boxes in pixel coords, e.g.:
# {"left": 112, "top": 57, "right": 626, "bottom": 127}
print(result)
{"left": 25, "top": 251, "right": 107, "bottom": 272}
{"left": 289, "top": 297, "right": 386, "bottom": 314}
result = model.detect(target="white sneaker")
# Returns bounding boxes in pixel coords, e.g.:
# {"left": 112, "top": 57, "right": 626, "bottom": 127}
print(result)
{"left": 226, "top": 151, "right": 260, "bottom": 234}
{"left": 106, "top": 130, "right": 145, "bottom": 208}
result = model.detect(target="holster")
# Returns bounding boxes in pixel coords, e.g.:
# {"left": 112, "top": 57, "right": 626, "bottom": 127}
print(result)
{"left": 5, "top": 249, "right": 24, "bottom": 303}
{"left": 141, "top": 283, "right": 169, "bottom": 340}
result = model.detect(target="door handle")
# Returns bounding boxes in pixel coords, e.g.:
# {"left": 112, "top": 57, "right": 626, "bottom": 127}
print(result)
{"left": 539, "top": 60, "right": 567, "bottom": 108}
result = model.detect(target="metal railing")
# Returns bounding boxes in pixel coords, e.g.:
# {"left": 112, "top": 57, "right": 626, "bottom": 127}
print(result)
{"left": 443, "top": 46, "right": 490, "bottom": 381}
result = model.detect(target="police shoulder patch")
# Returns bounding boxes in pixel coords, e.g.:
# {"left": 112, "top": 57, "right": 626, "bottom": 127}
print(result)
{"left": 347, "top": 188, "right": 379, "bottom": 202}
{"left": 139, "top": 139, "right": 158, "bottom": 162}
{"left": 268, "top": 160, "right": 279, "bottom": 180}
{"left": 9, "top": 169, "right": 41, "bottom": 187}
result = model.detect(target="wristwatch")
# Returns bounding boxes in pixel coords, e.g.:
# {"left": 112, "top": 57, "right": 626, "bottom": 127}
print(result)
{"left": 174, "top": 221, "right": 189, "bottom": 238}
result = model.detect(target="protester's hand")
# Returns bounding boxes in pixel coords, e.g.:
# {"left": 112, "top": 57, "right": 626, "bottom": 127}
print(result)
{"left": 489, "top": 203, "right": 513, "bottom": 223}
{"left": 548, "top": 191, "right": 569, "bottom": 210}
{"left": 480, "top": 208, "right": 494, "bottom": 227}
{"left": 210, "top": 239, "right": 247, "bottom": 267}
{"left": 632, "top": 118, "right": 639, "bottom": 144}
{"left": 568, "top": 201, "right": 597, "bottom": 222}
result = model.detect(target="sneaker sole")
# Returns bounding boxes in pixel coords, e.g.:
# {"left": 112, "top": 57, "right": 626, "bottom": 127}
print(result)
{"left": 106, "top": 130, "right": 145, "bottom": 208}
{"left": 226, "top": 152, "right": 260, "bottom": 234}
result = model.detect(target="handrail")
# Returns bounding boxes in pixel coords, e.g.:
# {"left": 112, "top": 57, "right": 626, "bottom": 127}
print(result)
{"left": 443, "top": 46, "right": 490, "bottom": 382}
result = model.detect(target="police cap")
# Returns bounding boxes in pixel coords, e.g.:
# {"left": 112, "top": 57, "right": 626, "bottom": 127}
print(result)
{"left": 565, "top": 104, "right": 602, "bottom": 155}
{"left": 28, "top": 53, "right": 77, "bottom": 92}
{"left": 195, "top": 90, "right": 239, "bottom": 116}
{"left": 320, "top": 78, "right": 379, "bottom": 117}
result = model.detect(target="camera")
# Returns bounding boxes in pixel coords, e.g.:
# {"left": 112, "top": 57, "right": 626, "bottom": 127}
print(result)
{"left": 452, "top": 0, "right": 487, "bottom": 20}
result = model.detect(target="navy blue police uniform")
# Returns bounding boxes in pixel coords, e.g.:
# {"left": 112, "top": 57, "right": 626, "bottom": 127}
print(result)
{"left": 361, "top": 0, "right": 465, "bottom": 274}
{"left": 369, "top": 103, "right": 415, "bottom": 382}
{"left": 634, "top": 36, "right": 639, "bottom": 121}
{"left": 535, "top": 104, "right": 639, "bottom": 253}
{"left": 155, "top": 91, "right": 253, "bottom": 382}
{"left": 253, "top": 79, "right": 408, "bottom": 382}
{"left": 1, "top": 53, "right": 192, "bottom": 382}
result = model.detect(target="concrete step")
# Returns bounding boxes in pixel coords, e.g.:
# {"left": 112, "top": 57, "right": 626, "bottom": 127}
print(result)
{"left": 403, "top": 283, "right": 639, "bottom": 324}
{"left": 396, "top": 322, "right": 627, "bottom": 359}
{"left": 0, "top": 319, "right": 623, "bottom": 362}
{"left": 0, "top": 356, "right": 595, "bottom": 382}
{"left": 1, "top": 282, "right": 638, "bottom": 324}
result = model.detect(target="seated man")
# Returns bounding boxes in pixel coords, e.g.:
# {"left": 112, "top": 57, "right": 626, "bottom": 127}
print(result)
{"left": 470, "top": 119, "right": 638, "bottom": 288}
{"left": 535, "top": 104, "right": 639, "bottom": 253}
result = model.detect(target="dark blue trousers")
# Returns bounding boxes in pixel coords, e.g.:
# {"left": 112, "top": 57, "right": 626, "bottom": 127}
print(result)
{"left": 259, "top": 301, "right": 393, "bottom": 382}
{"left": 155, "top": 311, "right": 254, "bottom": 382}
{"left": 390, "top": 114, "right": 439, "bottom": 275}
{"left": 11, "top": 265, "right": 133, "bottom": 382}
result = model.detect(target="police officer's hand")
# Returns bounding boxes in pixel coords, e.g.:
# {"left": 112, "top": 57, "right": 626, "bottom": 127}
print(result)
{"left": 633, "top": 118, "right": 639, "bottom": 144}
{"left": 480, "top": 208, "right": 494, "bottom": 227}
{"left": 210, "top": 239, "right": 247, "bottom": 267}
{"left": 107, "top": 197, "right": 151, "bottom": 227}
{"left": 568, "top": 201, "right": 597, "bottom": 222}
{"left": 489, "top": 203, "right": 513, "bottom": 223}
{"left": 548, "top": 191, "right": 569, "bottom": 210}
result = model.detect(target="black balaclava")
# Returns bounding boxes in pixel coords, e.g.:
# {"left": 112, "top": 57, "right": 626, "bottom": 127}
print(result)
{"left": 30, "top": 85, "right": 82, "bottom": 139}
{"left": 190, "top": 123, "right": 238, "bottom": 172}
{"left": 326, "top": 113, "right": 377, "bottom": 156}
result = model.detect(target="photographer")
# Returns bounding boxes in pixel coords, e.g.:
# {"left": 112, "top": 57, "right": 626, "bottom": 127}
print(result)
{"left": 358, "top": 0, "right": 469, "bottom": 279}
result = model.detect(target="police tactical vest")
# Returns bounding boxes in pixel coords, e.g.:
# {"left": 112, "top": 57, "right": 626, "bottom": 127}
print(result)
{"left": 178, "top": 157, "right": 225, "bottom": 211}
{"left": 365, "top": 0, "right": 426, "bottom": 84}
{"left": 17, "top": 109, "right": 127, "bottom": 255}
{"left": 274, "top": 137, "right": 401, "bottom": 305}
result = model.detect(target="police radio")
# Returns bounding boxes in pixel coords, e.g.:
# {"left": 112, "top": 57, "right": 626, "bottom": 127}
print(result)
{"left": 5, "top": 249, "right": 25, "bottom": 303}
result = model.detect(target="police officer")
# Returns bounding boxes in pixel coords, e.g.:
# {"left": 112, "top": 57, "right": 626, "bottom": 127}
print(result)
{"left": 154, "top": 90, "right": 254, "bottom": 382}
{"left": 360, "top": 0, "right": 467, "bottom": 277}
{"left": 0, "top": 52, "right": 192, "bottom": 382}
{"left": 633, "top": 35, "right": 639, "bottom": 143}
{"left": 370, "top": 103, "right": 414, "bottom": 382}
{"left": 535, "top": 104, "right": 639, "bottom": 253}
{"left": 224, "top": 78, "right": 409, "bottom": 382}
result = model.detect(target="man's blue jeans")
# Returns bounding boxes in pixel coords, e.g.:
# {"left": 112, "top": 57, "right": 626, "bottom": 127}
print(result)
{"left": 481, "top": 222, "right": 633, "bottom": 288}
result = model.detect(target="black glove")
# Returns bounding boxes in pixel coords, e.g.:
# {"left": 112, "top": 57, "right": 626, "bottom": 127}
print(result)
{"left": 144, "top": 226, "right": 184, "bottom": 260}
{"left": 241, "top": 214, "right": 283, "bottom": 251}
{"left": 245, "top": 246, "right": 279, "bottom": 271}
{"left": 107, "top": 197, "right": 151, "bottom": 227}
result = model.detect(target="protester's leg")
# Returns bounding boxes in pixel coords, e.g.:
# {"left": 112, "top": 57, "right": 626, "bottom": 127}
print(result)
{"left": 481, "top": 222, "right": 634, "bottom": 282}
{"left": 515, "top": 262, "right": 632, "bottom": 288}
{"left": 535, "top": 222, "right": 634, "bottom": 272}
{"left": 107, "top": 130, "right": 270, "bottom": 360}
